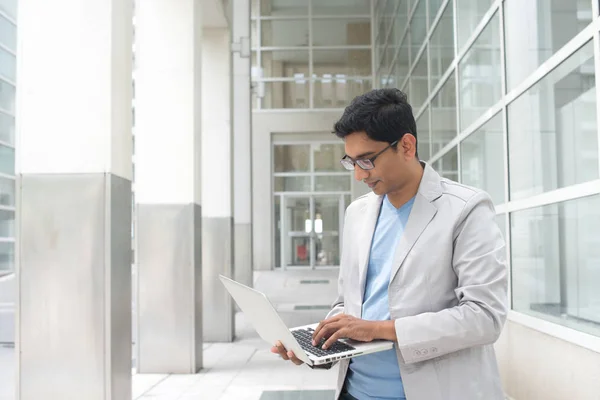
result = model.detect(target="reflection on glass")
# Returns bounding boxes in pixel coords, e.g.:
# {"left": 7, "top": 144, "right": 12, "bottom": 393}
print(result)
{"left": 313, "top": 0, "right": 370, "bottom": 15}
{"left": 315, "top": 176, "right": 351, "bottom": 192}
{"left": 460, "top": 112, "right": 505, "bottom": 204}
{"left": 260, "top": 80, "right": 310, "bottom": 109}
{"left": 313, "top": 77, "right": 372, "bottom": 109}
{"left": 410, "top": 46, "right": 429, "bottom": 110}
{"left": 430, "top": 2, "right": 454, "bottom": 88}
{"left": 431, "top": 74, "right": 457, "bottom": 153}
{"left": 260, "top": 0, "right": 308, "bottom": 16}
{"left": 393, "top": 2, "right": 410, "bottom": 49}
{"left": 286, "top": 197, "right": 310, "bottom": 232}
{"left": 0, "top": 145, "right": 14, "bottom": 175}
{"left": 0, "top": 209, "right": 14, "bottom": 237}
{"left": 0, "top": 176, "right": 14, "bottom": 206}
{"left": 504, "top": 0, "right": 593, "bottom": 90}
{"left": 0, "top": 111, "right": 14, "bottom": 145}
{"left": 394, "top": 35, "right": 410, "bottom": 89}
{"left": 0, "top": 47, "right": 15, "bottom": 81}
{"left": 314, "top": 144, "right": 345, "bottom": 172}
{"left": 459, "top": 12, "right": 501, "bottom": 131}
{"left": 0, "top": 80, "right": 15, "bottom": 113}
{"left": 314, "top": 196, "right": 341, "bottom": 266}
{"left": 511, "top": 195, "right": 600, "bottom": 337}
{"left": 261, "top": 19, "right": 309, "bottom": 47}
{"left": 456, "top": 0, "right": 494, "bottom": 52}
{"left": 312, "top": 18, "right": 370, "bottom": 46}
{"left": 0, "top": 242, "right": 13, "bottom": 271}
{"left": 0, "top": 15, "right": 16, "bottom": 51}
{"left": 274, "top": 176, "right": 311, "bottom": 192}
{"left": 409, "top": 0, "right": 427, "bottom": 57}
{"left": 274, "top": 195, "right": 281, "bottom": 267}
{"left": 434, "top": 146, "right": 458, "bottom": 181}
{"left": 508, "top": 41, "right": 598, "bottom": 200}
{"left": 274, "top": 144, "right": 310, "bottom": 172}
{"left": 429, "top": 0, "right": 444, "bottom": 24}
{"left": 313, "top": 49, "right": 371, "bottom": 77}
{"left": 261, "top": 50, "right": 309, "bottom": 79}
{"left": 416, "top": 106, "right": 431, "bottom": 161}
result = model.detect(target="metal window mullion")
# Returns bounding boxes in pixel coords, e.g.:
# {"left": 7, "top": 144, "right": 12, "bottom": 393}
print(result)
{"left": 311, "top": 14, "right": 371, "bottom": 20}
{"left": 308, "top": 0, "right": 314, "bottom": 108}
{"left": 310, "top": 195, "right": 315, "bottom": 269}
{"left": 593, "top": 6, "right": 600, "bottom": 179}
{"left": 371, "top": 0, "right": 377, "bottom": 87}
{"left": 257, "top": 5, "right": 262, "bottom": 110}
{"left": 0, "top": 42, "right": 15, "bottom": 57}
{"left": 280, "top": 194, "right": 285, "bottom": 269}
{"left": 0, "top": 10, "right": 16, "bottom": 25}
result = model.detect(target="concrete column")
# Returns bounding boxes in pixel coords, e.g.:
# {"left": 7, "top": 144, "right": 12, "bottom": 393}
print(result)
{"left": 15, "top": 0, "right": 133, "bottom": 398}
{"left": 201, "top": 27, "right": 235, "bottom": 342}
{"left": 134, "top": 0, "right": 203, "bottom": 373}
{"left": 232, "top": 0, "right": 253, "bottom": 288}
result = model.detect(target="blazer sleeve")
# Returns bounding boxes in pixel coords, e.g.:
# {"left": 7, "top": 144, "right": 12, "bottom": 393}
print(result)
{"left": 394, "top": 191, "right": 509, "bottom": 364}
{"left": 327, "top": 208, "right": 350, "bottom": 319}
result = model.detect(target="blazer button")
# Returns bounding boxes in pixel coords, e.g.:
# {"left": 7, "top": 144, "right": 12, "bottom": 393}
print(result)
{"left": 431, "top": 347, "right": 438, "bottom": 353}
{"left": 414, "top": 350, "right": 421, "bottom": 356}
{"left": 421, "top": 349, "right": 428, "bottom": 355}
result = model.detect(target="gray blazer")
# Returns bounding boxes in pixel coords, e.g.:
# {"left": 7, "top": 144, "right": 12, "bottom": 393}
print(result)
{"left": 329, "top": 162, "right": 508, "bottom": 400}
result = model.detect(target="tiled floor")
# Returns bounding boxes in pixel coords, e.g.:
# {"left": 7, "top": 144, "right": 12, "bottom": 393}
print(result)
{"left": 0, "top": 269, "right": 341, "bottom": 400}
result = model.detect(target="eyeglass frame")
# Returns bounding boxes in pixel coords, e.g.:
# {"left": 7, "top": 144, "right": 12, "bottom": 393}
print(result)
{"left": 339, "top": 140, "right": 399, "bottom": 171}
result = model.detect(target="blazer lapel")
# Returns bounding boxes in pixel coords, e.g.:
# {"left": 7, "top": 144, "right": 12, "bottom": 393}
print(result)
{"left": 357, "top": 194, "right": 383, "bottom": 310}
{"left": 389, "top": 162, "right": 443, "bottom": 284}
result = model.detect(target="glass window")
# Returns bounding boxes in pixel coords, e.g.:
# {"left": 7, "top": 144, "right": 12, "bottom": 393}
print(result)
{"left": 251, "top": 0, "right": 260, "bottom": 17}
{"left": 0, "top": 177, "right": 14, "bottom": 206}
{"left": 0, "top": 0, "right": 17, "bottom": 20}
{"left": 0, "top": 111, "right": 14, "bottom": 145}
{"left": 504, "top": 0, "right": 593, "bottom": 91}
{"left": 312, "top": 18, "right": 370, "bottom": 46}
{"left": 274, "top": 144, "right": 310, "bottom": 172}
{"left": 431, "top": 74, "right": 457, "bottom": 154}
{"left": 274, "top": 176, "right": 311, "bottom": 192}
{"left": 393, "top": 2, "right": 409, "bottom": 50}
{"left": 430, "top": 2, "right": 454, "bottom": 88}
{"left": 261, "top": 50, "right": 309, "bottom": 78}
{"left": 0, "top": 47, "right": 15, "bottom": 82}
{"left": 409, "top": 46, "right": 428, "bottom": 111}
{"left": 314, "top": 77, "right": 372, "bottom": 108}
{"left": 261, "top": 19, "right": 309, "bottom": 47}
{"left": 313, "top": 49, "right": 371, "bottom": 77}
{"left": 312, "top": 0, "right": 370, "bottom": 16}
{"left": 315, "top": 176, "right": 351, "bottom": 192}
{"left": 394, "top": 35, "right": 410, "bottom": 89}
{"left": 259, "top": 80, "right": 310, "bottom": 109}
{"left": 416, "top": 106, "right": 431, "bottom": 161}
{"left": 0, "top": 241, "right": 13, "bottom": 272}
{"left": 260, "top": 0, "right": 308, "bottom": 16}
{"left": 460, "top": 112, "right": 505, "bottom": 205}
{"left": 458, "top": 11, "right": 501, "bottom": 131}
{"left": 511, "top": 195, "right": 600, "bottom": 337}
{"left": 434, "top": 146, "right": 458, "bottom": 181}
{"left": 0, "top": 80, "right": 15, "bottom": 113}
{"left": 429, "top": 0, "right": 444, "bottom": 24}
{"left": 409, "top": 0, "right": 427, "bottom": 58}
{"left": 0, "top": 209, "right": 14, "bottom": 237}
{"left": 508, "top": 41, "right": 598, "bottom": 200}
{"left": 314, "top": 144, "right": 345, "bottom": 172}
{"left": 456, "top": 0, "right": 494, "bottom": 52}
{"left": 0, "top": 14, "right": 16, "bottom": 51}
{"left": 0, "top": 144, "right": 13, "bottom": 174}
{"left": 251, "top": 20, "right": 258, "bottom": 48}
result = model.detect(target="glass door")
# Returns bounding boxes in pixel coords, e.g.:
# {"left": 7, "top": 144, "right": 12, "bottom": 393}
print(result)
{"left": 279, "top": 193, "right": 349, "bottom": 269}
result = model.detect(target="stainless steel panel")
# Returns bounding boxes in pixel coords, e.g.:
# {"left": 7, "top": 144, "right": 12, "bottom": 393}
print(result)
{"left": 17, "top": 173, "right": 132, "bottom": 400}
{"left": 136, "top": 204, "right": 202, "bottom": 373}
{"left": 202, "top": 217, "right": 234, "bottom": 342}
{"left": 234, "top": 223, "right": 253, "bottom": 288}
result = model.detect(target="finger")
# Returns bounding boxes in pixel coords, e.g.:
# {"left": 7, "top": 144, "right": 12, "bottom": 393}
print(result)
{"left": 275, "top": 342, "right": 290, "bottom": 360}
{"left": 322, "top": 329, "right": 344, "bottom": 350}
{"left": 287, "top": 351, "right": 304, "bottom": 365}
{"left": 313, "top": 322, "right": 343, "bottom": 347}
{"left": 313, "top": 315, "right": 345, "bottom": 344}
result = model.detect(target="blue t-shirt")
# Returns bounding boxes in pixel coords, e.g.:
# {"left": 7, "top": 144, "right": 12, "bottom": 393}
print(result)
{"left": 345, "top": 195, "right": 415, "bottom": 400}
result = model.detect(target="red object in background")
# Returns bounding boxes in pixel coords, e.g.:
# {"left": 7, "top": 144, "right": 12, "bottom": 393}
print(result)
{"left": 297, "top": 245, "right": 307, "bottom": 261}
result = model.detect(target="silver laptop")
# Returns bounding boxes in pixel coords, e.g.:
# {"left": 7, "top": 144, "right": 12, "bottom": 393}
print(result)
{"left": 219, "top": 275, "right": 394, "bottom": 367}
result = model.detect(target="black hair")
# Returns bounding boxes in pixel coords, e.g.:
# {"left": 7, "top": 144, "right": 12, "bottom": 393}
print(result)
{"left": 333, "top": 88, "right": 417, "bottom": 149}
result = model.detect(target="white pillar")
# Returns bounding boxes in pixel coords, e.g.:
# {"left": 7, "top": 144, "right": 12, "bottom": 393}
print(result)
{"left": 15, "top": 0, "right": 133, "bottom": 398}
{"left": 134, "top": 0, "right": 203, "bottom": 373}
{"left": 232, "top": 0, "right": 254, "bottom": 288}
{"left": 201, "top": 27, "right": 235, "bottom": 342}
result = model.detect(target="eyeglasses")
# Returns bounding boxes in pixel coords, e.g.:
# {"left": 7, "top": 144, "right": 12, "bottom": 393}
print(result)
{"left": 340, "top": 140, "right": 399, "bottom": 171}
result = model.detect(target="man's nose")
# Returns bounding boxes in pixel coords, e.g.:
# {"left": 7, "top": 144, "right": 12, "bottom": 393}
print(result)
{"left": 354, "top": 165, "right": 368, "bottom": 181}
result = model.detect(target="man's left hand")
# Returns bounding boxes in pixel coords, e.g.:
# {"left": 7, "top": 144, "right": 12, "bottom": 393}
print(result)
{"left": 312, "top": 314, "right": 390, "bottom": 350}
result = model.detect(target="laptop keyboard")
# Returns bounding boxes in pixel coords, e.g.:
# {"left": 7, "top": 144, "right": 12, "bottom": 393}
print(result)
{"left": 291, "top": 328, "right": 355, "bottom": 357}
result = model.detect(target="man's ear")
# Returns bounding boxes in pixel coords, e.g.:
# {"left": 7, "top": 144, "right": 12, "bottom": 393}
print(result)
{"left": 401, "top": 134, "right": 417, "bottom": 158}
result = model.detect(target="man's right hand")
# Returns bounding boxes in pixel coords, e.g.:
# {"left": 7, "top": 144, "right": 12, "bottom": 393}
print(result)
{"left": 270, "top": 341, "right": 304, "bottom": 365}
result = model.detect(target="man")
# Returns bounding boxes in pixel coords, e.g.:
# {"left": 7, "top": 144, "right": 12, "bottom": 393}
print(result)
{"left": 271, "top": 88, "right": 508, "bottom": 400}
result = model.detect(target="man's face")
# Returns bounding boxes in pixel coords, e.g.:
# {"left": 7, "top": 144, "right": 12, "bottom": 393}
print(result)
{"left": 343, "top": 131, "right": 415, "bottom": 195}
